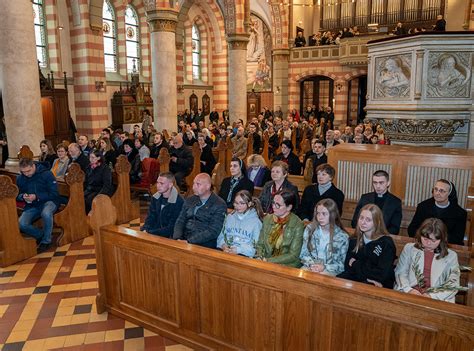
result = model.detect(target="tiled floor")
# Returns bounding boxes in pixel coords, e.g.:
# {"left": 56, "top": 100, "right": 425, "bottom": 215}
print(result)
{"left": 0, "top": 233, "right": 193, "bottom": 351}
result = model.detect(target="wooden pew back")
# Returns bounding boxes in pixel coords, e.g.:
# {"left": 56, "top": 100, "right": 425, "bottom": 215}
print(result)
{"left": 211, "top": 139, "right": 227, "bottom": 194}
{"left": 111, "top": 155, "right": 140, "bottom": 224}
{"left": 329, "top": 144, "right": 474, "bottom": 241}
{"left": 93, "top": 220, "right": 474, "bottom": 350}
{"left": 0, "top": 176, "right": 37, "bottom": 267}
{"left": 185, "top": 143, "right": 202, "bottom": 196}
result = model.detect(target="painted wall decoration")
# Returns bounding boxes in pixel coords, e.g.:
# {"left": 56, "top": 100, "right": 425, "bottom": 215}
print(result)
{"left": 426, "top": 52, "right": 471, "bottom": 98}
{"left": 374, "top": 54, "right": 411, "bottom": 99}
{"left": 246, "top": 14, "right": 272, "bottom": 92}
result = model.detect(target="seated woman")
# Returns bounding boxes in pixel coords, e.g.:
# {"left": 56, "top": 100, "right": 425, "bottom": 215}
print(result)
{"left": 84, "top": 150, "right": 114, "bottom": 213}
{"left": 198, "top": 133, "right": 216, "bottom": 176}
{"left": 39, "top": 139, "right": 58, "bottom": 169}
{"left": 247, "top": 154, "right": 271, "bottom": 187}
{"left": 50, "top": 143, "right": 70, "bottom": 179}
{"left": 219, "top": 157, "right": 254, "bottom": 209}
{"left": 337, "top": 204, "right": 396, "bottom": 288}
{"left": 122, "top": 139, "right": 141, "bottom": 184}
{"left": 408, "top": 179, "right": 467, "bottom": 245}
{"left": 217, "top": 190, "right": 264, "bottom": 257}
{"left": 256, "top": 190, "right": 304, "bottom": 267}
{"left": 299, "top": 163, "right": 344, "bottom": 221}
{"left": 395, "top": 218, "right": 461, "bottom": 303}
{"left": 273, "top": 140, "right": 302, "bottom": 175}
{"left": 259, "top": 161, "right": 299, "bottom": 214}
{"left": 97, "top": 137, "right": 117, "bottom": 169}
{"left": 300, "top": 198, "right": 349, "bottom": 276}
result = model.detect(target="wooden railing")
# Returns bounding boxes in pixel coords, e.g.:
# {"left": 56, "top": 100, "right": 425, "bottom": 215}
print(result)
{"left": 91, "top": 214, "right": 474, "bottom": 349}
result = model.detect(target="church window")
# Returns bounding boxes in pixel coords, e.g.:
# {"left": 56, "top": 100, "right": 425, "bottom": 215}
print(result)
{"left": 125, "top": 5, "right": 140, "bottom": 73}
{"left": 32, "top": 0, "right": 48, "bottom": 67}
{"left": 103, "top": 1, "right": 117, "bottom": 73}
{"left": 192, "top": 24, "right": 201, "bottom": 80}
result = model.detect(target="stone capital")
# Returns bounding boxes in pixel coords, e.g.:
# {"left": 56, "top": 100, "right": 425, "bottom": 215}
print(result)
{"left": 147, "top": 9, "right": 178, "bottom": 33}
{"left": 272, "top": 49, "right": 290, "bottom": 62}
{"left": 226, "top": 34, "right": 250, "bottom": 50}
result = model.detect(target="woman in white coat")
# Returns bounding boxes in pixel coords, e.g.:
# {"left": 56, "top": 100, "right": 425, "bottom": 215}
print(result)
{"left": 395, "top": 218, "right": 461, "bottom": 303}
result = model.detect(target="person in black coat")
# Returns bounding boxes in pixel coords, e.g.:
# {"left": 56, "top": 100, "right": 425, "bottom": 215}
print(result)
{"left": 169, "top": 134, "right": 194, "bottom": 191}
{"left": 248, "top": 122, "right": 262, "bottom": 154}
{"left": 274, "top": 140, "right": 301, "bottom": 175}
{"left": 84, "top": 151, "right": 114, "bottom": 213}
{"left": 39, "top": 140, "right": 58, "bottom": 169}
{"left": 299, "top": 163, "right": 344, "bottom": 220}
{"left": 198, "top": 133, "right": 216, "bottom": 176}
{"left": 122, "top": 139, "right": 141, "bottom": 184}
{"left": 149, "top": 132, "right": 169, "bottom": 159}
{"left": 68, "top": 143, "right": 90, "bottom": 173}
{"left": 408, "top": 179, "right": 467, "bottom": 245}
{"left": 219, "top": 157, "right": 254, "bottom": 209}
{"left": 351, "top": 170, "right": 402, "bottom": 235}
{"left": 141, "top": 172, "right": 184, "bottom": 238}
{"left": 338, "top": 204, "right": 396, "bottom": 289}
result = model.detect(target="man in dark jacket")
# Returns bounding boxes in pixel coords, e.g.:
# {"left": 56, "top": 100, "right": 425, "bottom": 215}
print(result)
{"left": 141, "top": 172, "right": 184, "bottom": 237}
{"left": 248, "top": 122, "right": 262, "bottom": 154}
{"left": 173, "top": 173, "right": 226, "bottom": 248}
{"left": 17, "top": 158, "right": 61, "bottom": 253}
{"left": 351, "top": 170, "right": 402, "bottom": 235}
{"left": 68, "top": 143, "right": 90, "bottom": 172}
{"left": 169, "top": 134, "right": 194, "bottom": 190}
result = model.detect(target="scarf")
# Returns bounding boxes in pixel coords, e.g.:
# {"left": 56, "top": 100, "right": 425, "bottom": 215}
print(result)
{"left": 268, "top": 214, "right": 291, "bottom": 257}
{"left": 227, "top": 176, "right": 242, "bottom": 203}
{"left": 318, "top": 182, "right": 332, "bottom": 195}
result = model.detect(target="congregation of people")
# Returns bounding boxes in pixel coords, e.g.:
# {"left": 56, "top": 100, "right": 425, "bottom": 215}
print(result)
{"left": 10, "top": 104, "right": 467, "bottom": 303}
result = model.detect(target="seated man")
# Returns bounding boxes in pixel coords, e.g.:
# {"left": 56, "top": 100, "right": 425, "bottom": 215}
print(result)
{"left": 17, "top": 158, "right": 61, "bottom": 253}
{"left": 68, "top": 143, "right": 90, "bottom": 172}
{"left": 169, "top": 134, "right": 194, "bottom": 190}
{"left": 141, "top": 172, "right": 184, "bottom": 238}
{"left": 173, "top": 173, "right": 227, "bottom": 248}
{"left": 309, "top": 139, "right": 328, "bottom": 183}
{"left": 231, "top": 126, "right": 248, "bottom": 160}
{"left": 351, "top": 170, "right": 402, "bottom": 235}
{"left": 408, "top": 179, "right": 467, "bottom": 245}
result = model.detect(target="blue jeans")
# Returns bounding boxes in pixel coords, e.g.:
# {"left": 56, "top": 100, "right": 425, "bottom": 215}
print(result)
{"left": 19, "top": 201, "right": 57, "bottom": 245}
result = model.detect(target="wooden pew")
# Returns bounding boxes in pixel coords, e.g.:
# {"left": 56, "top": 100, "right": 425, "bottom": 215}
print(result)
{"left": 0, "top": 161, "right": 89, "bottom": 247}
{"left": 225, "top": 137, "right": 233, "bottom": 177}
{"left": 185, "top": 143, "right": 202, "bottom": 196}
{"left": 53, "top": 163, "right": 89, "bottom": 246}
{"left": 329, "top": 144, "right": 474, "bottom": 241}
{"left": 245, "top": 132, "right": 254, "bottom": 160}
{"left": 92, "top": 218, "right": 474, "bottom": 350}
{"left": 0, "top": 176, "right": 37, "bottom": 267}
{"left": 211, "top": 139, "right": 228, "bottom": 194}
{"left": 111, "top": 155, "right": 140, "bottom": 224}
{"left": 261, "top": 131, "right": 270, "bottom": 166}
{"left": 287, "top": 157, "right": 313, "bottom": 194}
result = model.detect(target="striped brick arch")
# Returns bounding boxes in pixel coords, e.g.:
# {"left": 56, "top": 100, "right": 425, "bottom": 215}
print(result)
{"left": 177, "top": 0, "right": 229, "bottom": 111}
{"left": 269, "top": 2, "right": 289, "bottom": 49}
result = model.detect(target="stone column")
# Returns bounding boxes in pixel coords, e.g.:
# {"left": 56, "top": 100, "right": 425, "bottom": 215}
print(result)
{"left": 147, "top": 9, "right": 178, "bottom": 132}
{"left": 0, "top": 0, "right": 45, "bottom": 163}
{"left": 272, "top": 49, "right": 290, "bottom": 116}
{"left": 227, "top": 34, "right": 249, "bottom": 123}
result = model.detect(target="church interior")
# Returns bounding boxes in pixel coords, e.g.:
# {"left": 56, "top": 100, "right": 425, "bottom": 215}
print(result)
{"left": 0, "top": 0, "right": 474, "bottom": 350}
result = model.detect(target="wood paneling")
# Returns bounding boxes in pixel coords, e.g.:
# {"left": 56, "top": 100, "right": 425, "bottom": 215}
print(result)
{"left": 94, "top": 221, "right": 474, "bottom": 351}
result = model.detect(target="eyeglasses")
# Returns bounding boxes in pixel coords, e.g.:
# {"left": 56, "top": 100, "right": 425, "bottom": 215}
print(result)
{"left": 433, "top": 187, "right": 448, "bottom": 194}
{"left": 271, "top": 201, "right": 283, "bottom": 209}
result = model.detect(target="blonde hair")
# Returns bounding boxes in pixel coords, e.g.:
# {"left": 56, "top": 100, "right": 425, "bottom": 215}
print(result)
{"left": 247, "top": 154, "right": 267, "bottom": 168}
{"left": 353, "top": 204, "right": 388, "bottom": 253}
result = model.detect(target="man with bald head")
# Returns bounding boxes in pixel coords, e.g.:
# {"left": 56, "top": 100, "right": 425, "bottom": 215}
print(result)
{"left": 169, "top": 134, "right": 194, "bottom": 191}
{"left": 68, "top": 143, "right": 89, "bottom": 172}
{"left": 173, "top": 173, "right": 227, "bottom": 248}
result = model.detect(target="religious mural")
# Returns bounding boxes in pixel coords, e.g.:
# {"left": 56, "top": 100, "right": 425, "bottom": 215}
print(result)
{"left": 246, "top": 14, "right": 272, "bottom": 92}
{"left": 426, "top": 52, "right": 471, "bottom": 98}
{"left": 374, "top": 54, "right": 411, "bottom": 99}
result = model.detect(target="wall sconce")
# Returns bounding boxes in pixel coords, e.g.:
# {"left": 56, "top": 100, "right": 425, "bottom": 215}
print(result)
{"left": 177, "top": 85, "right": 184, "bottom": 93}
{"left": 95, "top": 81, "right": 105, "bottom": 92}
{"left": 335, "top": 83, "right": 343, "bottom": 93}
{"left": 275, "top": 86, "right": 281, "bottom": 94}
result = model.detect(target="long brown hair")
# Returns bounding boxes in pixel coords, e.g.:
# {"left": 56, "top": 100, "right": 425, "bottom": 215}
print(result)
{"left": 307, "top": 198, "right": 344, "bottom": 254}
{"left": 414, "top": 218, "right": 449, "bottom": 259}
{"left": 353, "top": 204, "right": 388, "bottom": 253}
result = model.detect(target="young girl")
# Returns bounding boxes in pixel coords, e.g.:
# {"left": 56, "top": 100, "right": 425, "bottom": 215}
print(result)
{"left": 217, "top": 190, "right": 264, "bottom": 258}
{"left": 300, "top": 199, "right": 349, "bottom": 276}
{"left": 337, "top": 204, "right": 396, "bottom": 288}
{"left": 395, "top": 218, "right": 461, "bottom": 303}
